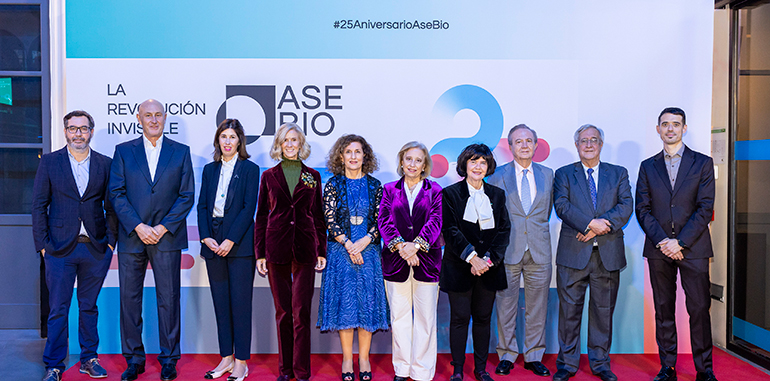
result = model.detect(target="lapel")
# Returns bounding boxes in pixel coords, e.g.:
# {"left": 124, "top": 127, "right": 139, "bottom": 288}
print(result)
{"left": 572, "top": 162, "right": 594, "bottom": 209}
{"left": 130, "top": 137, "right": 153, "bottom": 185}
{"left": 224, "top": 159, "right": 243, "bottom": 210}
{"left": 273, "top": 163, "right": 293, "bottom": 200}
{"left": 597, "top": 162, "right": 611, "bottom": 210}
{"left": 530, "top": 163, "right": 546, "bottom": 214}
{"left": 57, "top": 147, "right": 80, "bottom": 197}
{"left": 395, "top": 178, "right": 413, "bottom": 222}
{"left": 152, "top": 138, "right": 175, "bottom": 186}
{"left": 672, "top": 145, "right": 695, "bottom": 198}
{"left": 209, "top": 161, "right": 221, "bottom": 211}
{"left": 502, "top": 164, "right": 524, "bottom": 214}
{"left": 411, "top": 179, "right": 431, "bottom": 223}
{"left": 652, "top": 150, "right": 672, "bottom": 193}
{"left": 82, "top": 152, "right": 99, "bottom": 199}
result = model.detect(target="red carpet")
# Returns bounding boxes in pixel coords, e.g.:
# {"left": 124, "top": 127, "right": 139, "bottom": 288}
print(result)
{"left": 63, "top": 348, "right": 768, "bottom": 380}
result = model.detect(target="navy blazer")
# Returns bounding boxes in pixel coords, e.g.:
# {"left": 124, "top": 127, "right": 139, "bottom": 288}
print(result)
{"left": 31, "top": 147, "right": 118, "bottom": 257}
{"left": 553, "top": 162, "right": 633, "bottom": 271}
{"left": 109, "top": 136, "right": 195, "bottom": 253}
{"left": 636, "top": 145, "right": 715, "bottom": 259}
{"left": 197, "top": 158, "right": 260, "bottom": 259}
{"left": 439, "top": 180, "right": 511, "bottom": 293}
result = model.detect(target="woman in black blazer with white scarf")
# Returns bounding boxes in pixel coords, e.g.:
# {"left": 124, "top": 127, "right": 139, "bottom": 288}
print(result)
{"left": 197, "top": 119, "right": 260, "bottom": 381}
{"left": 440, "top": 144, "right": 510, "bottom": 381}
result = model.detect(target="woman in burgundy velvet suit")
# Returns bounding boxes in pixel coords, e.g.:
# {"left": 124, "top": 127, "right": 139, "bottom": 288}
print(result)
{"left": 254, "top": 122, "right": 327, "bottom": 381}
{"left": 377, "top": 141, "right": 443, "bottom": 381}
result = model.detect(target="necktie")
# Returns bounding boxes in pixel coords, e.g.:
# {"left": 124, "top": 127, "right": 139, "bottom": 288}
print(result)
{"left": 521, "top": 169, "right": 531, "bottom": 214}
{"left": 588, "top": 168, "right": 597, "bottom": 210}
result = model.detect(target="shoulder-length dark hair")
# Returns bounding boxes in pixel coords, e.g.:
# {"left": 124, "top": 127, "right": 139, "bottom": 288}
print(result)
{"left": 456, "top": 143, "right": 496, "bottom": 178}
{"left": 326, "top": 134, "right": 379, "bottom": 176}
{"left": 213, "top": 119, "right": 250, "bottom": 161}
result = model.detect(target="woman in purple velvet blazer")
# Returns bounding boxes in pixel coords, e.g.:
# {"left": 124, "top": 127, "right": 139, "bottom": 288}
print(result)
{"left": 254, "top": 122, "right": 327, "bottom": 381}
{"left": 378, "top": 141, "right": 443, "bottom": 381}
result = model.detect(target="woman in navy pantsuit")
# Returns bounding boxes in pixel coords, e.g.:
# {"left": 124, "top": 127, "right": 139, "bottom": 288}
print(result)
{"left": 197, "top": 119, "right": 260, "bottom": 381}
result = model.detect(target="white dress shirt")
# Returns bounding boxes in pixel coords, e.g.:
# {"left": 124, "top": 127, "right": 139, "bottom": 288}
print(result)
{"left": 513, "top": 160, "right": 537, "bottom": 204}
{"left": 143, "top": 134, "right": 163, "bottom": 182}
{"left": 582, "top": 161, "right": 600, "bottom": 245}
{"left": 213, "top": 157, "right": 236, "bottom": 218}
{"left": 405, "top": 179, "right": 423, "bottom": 214}
{"left": 582, "top": 161, "right": 599, "bottom": 190}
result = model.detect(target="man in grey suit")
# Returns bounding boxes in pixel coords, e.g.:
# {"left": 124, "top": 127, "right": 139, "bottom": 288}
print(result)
{"left": 487, "top": 124, "right": 554, "bottom": 378}
{"left": 552, "top": 124, "right": 633, "bottom": 381}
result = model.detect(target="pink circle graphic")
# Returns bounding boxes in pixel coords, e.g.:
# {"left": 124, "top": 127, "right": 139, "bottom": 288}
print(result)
{"left": 431, "top": 154, "right": 449, "bottom": 178}
{"left": 533, "top": 139, "right": 550, "bottom": 162}
{"left": 494, "top": 138, "right": 513, "bottom": 163}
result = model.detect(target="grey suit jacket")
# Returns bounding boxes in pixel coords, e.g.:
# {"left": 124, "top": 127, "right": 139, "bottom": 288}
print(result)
{"left": 553, "top": 162, "right": 633, "bottom": 272}
{"left": 487, "top": 161, "right": 554, "bottom": 265}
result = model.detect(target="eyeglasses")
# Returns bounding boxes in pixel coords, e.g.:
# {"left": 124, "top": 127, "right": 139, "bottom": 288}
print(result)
{"left": 66, "top": 126, "right": 92, "bottom": 134}
{"left": 579, "top": 137, "right": 600, "bottom": 146}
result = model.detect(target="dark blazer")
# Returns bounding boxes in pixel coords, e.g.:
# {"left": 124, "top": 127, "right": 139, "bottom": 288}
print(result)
{"left": 378, "top": 178, "right": 443, "bottom": 283}
{"left": 108, "top": 136, "right": 195, "bottom": 253}
{"left": 197, "top": 159, "right": 260, "bottom": 259}
{"left": 636, "top": 145, "right": 715, "bottom": 259}
{"left": 439, "top": 180, "right": 511, "bottom": 293}
{"left": 32, "top": 147, "right": 118, "bottom": 257}
{"left": 553, "top": 162, "right": 633, "bottom": 271}
{"left": 254, "top": 162, "right": 326, "bottom": 265}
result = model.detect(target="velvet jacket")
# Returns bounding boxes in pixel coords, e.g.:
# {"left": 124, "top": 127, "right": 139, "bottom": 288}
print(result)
{"left": 254, "top": 162, "right": 326, "bottom": 265}
{"left": 32, "top": 146, "right": 118, "bottom": 258}
{"left": 636, "top": 145, "right": 715, "bottom": 259}
{"left": 439, "top": 180, "right": 511, "bottom": 293}
{"left": 378, "top": 177, "right": 443, "bottom": 283}
{"left": 323, "top": 174, "right": 382, "bottom": 243}
{"left": 197, "top": 158, "right": 260, "bottom": 259}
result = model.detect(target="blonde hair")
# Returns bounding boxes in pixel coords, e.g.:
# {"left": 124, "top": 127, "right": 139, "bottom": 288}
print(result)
{"left": 269, "top": 122, "right": 311, "bottom": 161}
{"left": 396, "top": 141, "right": 432, "bottom": 180}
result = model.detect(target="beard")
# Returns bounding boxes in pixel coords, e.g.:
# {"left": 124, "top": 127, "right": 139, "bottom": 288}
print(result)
{"left": 66, "top": 134, "right": 91, "bottom": 150}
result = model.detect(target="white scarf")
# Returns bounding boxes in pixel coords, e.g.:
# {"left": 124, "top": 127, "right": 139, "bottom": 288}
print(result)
{"left": 463, "top": 182, "right": 495, "bottom": 230}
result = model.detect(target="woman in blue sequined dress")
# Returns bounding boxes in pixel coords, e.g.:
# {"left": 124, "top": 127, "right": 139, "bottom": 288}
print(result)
{"left": 318, "top": 134, "right": 389, "bottom": 381}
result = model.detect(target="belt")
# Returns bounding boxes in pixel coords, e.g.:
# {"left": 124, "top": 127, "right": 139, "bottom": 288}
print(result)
{"left": 77, "top": 235, "right": 91, "bottom": 243}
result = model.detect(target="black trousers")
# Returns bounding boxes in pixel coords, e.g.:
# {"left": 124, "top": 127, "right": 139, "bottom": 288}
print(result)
{"left": 118, "top": 247, "right": 181, "bottom": 366}
{"left": 446, "top": 280, "right": 497, "bottom": 374}
{"left": 648, "top": 257, "right": 713, "bottom": 372}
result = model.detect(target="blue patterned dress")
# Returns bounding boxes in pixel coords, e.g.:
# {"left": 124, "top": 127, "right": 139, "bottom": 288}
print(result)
{"left": 317, "top": 177, "right": 390, "bottom": 332}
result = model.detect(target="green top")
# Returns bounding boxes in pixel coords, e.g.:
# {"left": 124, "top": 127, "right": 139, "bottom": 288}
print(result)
{"left": 281, "top": 158, "right": 302, "bottom": 196}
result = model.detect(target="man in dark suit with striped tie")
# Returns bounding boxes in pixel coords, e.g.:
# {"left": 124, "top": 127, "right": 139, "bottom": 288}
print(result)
{"left": 32, "top": 110, "right": 118, "bottom": 381}
{"left": 552, "top": 124, "right": 633, "bottom": 381}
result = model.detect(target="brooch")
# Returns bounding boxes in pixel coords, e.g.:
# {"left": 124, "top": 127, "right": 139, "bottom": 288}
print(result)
{"left": 301, "top": 172, "right": 316, "bottom": 188}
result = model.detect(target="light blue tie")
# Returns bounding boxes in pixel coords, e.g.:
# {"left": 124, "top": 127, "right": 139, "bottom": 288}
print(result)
{"left": 521, "top": 169, "right": 531, "bottom": 214}
{"left": 588, "top": 168, "right": 597, "bottom": 210}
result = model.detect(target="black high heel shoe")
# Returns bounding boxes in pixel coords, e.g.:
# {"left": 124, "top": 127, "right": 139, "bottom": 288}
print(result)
{"left": 359, "top": 371, "right": 372, "bottom": 381}
{"left": 342, "top": 371, "right": 355, "bottom": 381}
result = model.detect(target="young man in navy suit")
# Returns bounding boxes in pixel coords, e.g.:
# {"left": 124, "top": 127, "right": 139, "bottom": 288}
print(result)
{"left": 32, "top": 110, "right": 118, "bottom": 381}
{"left": 109, "top": 99, "right": 195, "bottom": 381}
{"left": 636, "top": 107, "right": 718, "bottom": 381}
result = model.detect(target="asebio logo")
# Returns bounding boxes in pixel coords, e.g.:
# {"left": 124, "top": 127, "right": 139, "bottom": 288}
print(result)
{"left": 216, "top": 84, "right": 342, "bottom": 144}
{"left": 216, "top": 85, "right": 276, "bottom": 144}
